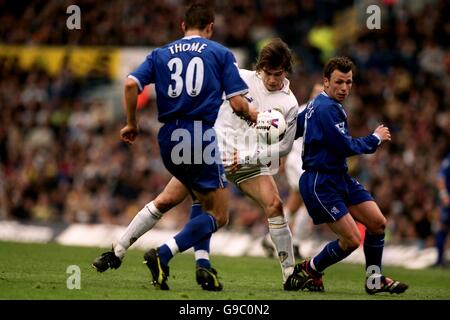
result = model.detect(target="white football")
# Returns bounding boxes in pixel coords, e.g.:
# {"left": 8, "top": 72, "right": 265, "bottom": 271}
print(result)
{"left": 255, "top": 109, "right": 287, "bottom": 145}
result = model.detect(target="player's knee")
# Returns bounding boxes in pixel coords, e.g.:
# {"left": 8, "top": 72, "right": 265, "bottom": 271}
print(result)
{"left": 214, "top": 213, "right": 229, "bottom": 228}
{"left": 367, "top": 216, "right": 387, "bottom": 235}
{"left": 345, "top": 241, "right": 360, "bottom": 252}
{"left": 265, "top": 196, "right": 283, "bottom": 218}
{"left": 154, "top": 193, "right": 181, "bottom": 212}
{"left": 341, "top": 235, "right": 361, "bottom": 251}
{"left": 153, "top": 197, "right": 173, "bottom": 213}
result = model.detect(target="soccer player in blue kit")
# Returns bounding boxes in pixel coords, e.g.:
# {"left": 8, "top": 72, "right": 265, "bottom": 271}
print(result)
{"left": 294, "top": 57, "right": 408, "bottom": 294}
{"left": 434, "top": 152, "right": 450, "bottom": 267}
{"left": 119, "top": 4, "right": 257, "bottom": 290}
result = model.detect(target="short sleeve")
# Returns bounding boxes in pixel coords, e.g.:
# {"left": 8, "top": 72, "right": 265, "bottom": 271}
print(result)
{"left": 221, "top": 50, "right": 248, "bottom": 99}
{"left": 128, "top": 51, "right": 155, "bottom": 93}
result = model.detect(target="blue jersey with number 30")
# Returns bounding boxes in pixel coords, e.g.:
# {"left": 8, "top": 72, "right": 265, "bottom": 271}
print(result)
{"left": 129, "top": 35, "right": 248, "bottom": 125}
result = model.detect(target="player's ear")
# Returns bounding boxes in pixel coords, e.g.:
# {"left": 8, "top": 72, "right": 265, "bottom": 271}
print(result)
{"left": 205, "top": 22, "right": 214, "bottom": 37}
{"left": 323, "top": 77, "right": 329, "bottom": 88}
{"left": 181, "top": 21, "right": 186, "bottom": 33}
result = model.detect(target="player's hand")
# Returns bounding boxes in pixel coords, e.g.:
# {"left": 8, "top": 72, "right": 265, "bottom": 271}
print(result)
{"left": 374, "top": 124, "right": 391, "bottom": 142}
{"left": 120, "top": 123, "right": 139, "bottom": 145}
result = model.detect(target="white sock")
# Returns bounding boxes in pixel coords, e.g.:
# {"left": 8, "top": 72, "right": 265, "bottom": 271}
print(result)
{"left": 115, "top": 201, "right": 163, "bottom": 259}
{"left": 268, "top": 215, "right": 295, "bottom": 282}
{"left": 310, "top": 257, "right": 318, "bottom": 272}
{"left": 195, "top": 249, "right": 210, "bottom": 261}
{"left": 166, "top": 238, "right": 180, "bottom": 256}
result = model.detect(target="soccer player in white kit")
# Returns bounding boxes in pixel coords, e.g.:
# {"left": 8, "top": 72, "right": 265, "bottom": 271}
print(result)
{"left": 93, "top": 38, "right": 311, "bottom": 291}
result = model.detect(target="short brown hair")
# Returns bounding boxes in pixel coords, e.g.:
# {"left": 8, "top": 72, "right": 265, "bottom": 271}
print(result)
{"left": 184, "top": 3, "right": 215, "bottom": 30}
{"left": 255, "top": 38, "right": 293, "bottom": 73}
{"left": 323, "top": 57, "right": 355, "bottom": 79}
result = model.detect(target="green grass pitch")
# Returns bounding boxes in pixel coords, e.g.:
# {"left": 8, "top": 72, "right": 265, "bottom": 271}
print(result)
{"left": 1, "top": 241, "right": 449, "bottom": 300}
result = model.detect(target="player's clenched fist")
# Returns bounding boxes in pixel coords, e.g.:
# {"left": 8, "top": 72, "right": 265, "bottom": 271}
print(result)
{"left": 374, "top": 124, "right": 391, "bottom": 142}
{"left": 120, "top": 124, "right": 139, "bottom": 145}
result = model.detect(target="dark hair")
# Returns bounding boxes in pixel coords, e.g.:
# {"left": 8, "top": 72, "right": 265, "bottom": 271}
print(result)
{"left": 255, "top": 38, "right": 293, "bottom": 73}
{"left": 323, "top": 56, "right": 355, "bottom": 79}
{"left": 184, "top": 3, "right": 215, "bottom": 30}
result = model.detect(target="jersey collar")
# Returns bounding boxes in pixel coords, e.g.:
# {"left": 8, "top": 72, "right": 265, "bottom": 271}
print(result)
{"left": 321, "top": 91, "right": 347, "bottom": 118}
{"left": 321, "top": 91, "right": 343, "bottom": 107}
{"left": 280, "top": 78, "right": 291, "bottom": 94}
{"left": 182, "top": 35, "right": 202, "bottom": 40}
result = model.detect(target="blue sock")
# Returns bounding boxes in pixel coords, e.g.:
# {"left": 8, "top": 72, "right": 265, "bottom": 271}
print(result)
{"left": 191, "top": 203, "right": 211, "bottom": 269}
{"left": 363, "top": 232, "right": 385, "bottom": 271}
{"left": 158, "top": 212, "right": 217, "bottom": 266}
{"left": 157, "top": 244, "right": 173, "bottom": 266}
{"left": 313, "top": 239, "right": 353, "bottom": 272}
{"left": 436, "top": 230, "right": 448, "bottom": 265}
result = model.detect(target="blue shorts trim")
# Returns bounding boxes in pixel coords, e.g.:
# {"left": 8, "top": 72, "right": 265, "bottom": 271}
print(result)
{"left": 300, "top": 171, "right": 374, "bottom": 225}
{"left": 158, "top": 120, "right": 228, "bottom": 193}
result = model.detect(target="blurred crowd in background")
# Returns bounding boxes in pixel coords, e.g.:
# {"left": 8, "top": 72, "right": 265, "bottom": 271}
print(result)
{"left": 0, "top": 0, "right": 449, "bottom": 248}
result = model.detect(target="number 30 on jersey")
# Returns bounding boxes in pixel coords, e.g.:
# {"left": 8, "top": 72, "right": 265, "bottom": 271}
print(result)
{"left": 167, "top": 57, "right": 204, "bottom": 98}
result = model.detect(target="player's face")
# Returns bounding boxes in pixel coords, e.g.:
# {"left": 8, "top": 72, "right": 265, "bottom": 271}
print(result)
{"left": 324, "top": 70, "right": 353, "bottom": 103}
{"left": 261, "top": 68, "right": 286, "bottom": 91}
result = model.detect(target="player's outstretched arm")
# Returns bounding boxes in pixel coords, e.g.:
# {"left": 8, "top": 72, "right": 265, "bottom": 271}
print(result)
{"left": 121, "top": 78, "right": 140, "bottom": 145}
{"left": 319, "top": 106, "right": 381, "bottom": 156}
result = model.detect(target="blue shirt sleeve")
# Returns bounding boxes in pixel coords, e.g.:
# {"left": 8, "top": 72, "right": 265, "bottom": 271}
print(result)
{"left": 221, "top": 50, "right": 248, "bottom": 98}
{"left": 295, "top": 109, "right": 306, "bottom": 139}
{"left": 318, "top": 105, "right": 379, "bottom": 157}
{"left": 128, "top": 51, "right": 156, "bottom": 93}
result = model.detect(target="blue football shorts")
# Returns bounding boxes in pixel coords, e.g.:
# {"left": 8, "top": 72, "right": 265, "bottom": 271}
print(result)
{"left": 299, "top": 171, "right": 374, "bottom": 225}
{"left": 158, "top": 119, "right": 228, "bottom": 193}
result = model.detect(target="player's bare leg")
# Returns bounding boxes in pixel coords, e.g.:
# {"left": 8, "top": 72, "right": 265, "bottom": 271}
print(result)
{"left": 297, "top": 213, "right": 361, "bottom": 292}
{"left": 92, "top": 177, "right": 188, "bottom": 272}
{"left": 349, "top": 201, "right": 408, "bottom": 294}
{"left": 146, "top": 187, "right": 229, "bottom": 290}
{"left": 262, "top": 188, "right": 303, "bottom": 258}
{"left": 115, "top": 178, "right": 189, "bottom": 257}
{"left": 262, "top": 187, "right": 306, "bottom": 259}
{"left": 192, "top": 187, "right": 230, "bottom": 228}
{"left": 239, "top": 175, "right": 308, "bottom": 290}
{"left": 299, "top": 203, "right": 407, "bottom": 294}
{"left": 188, "top": 187, "right": 229, "bottom": 291}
